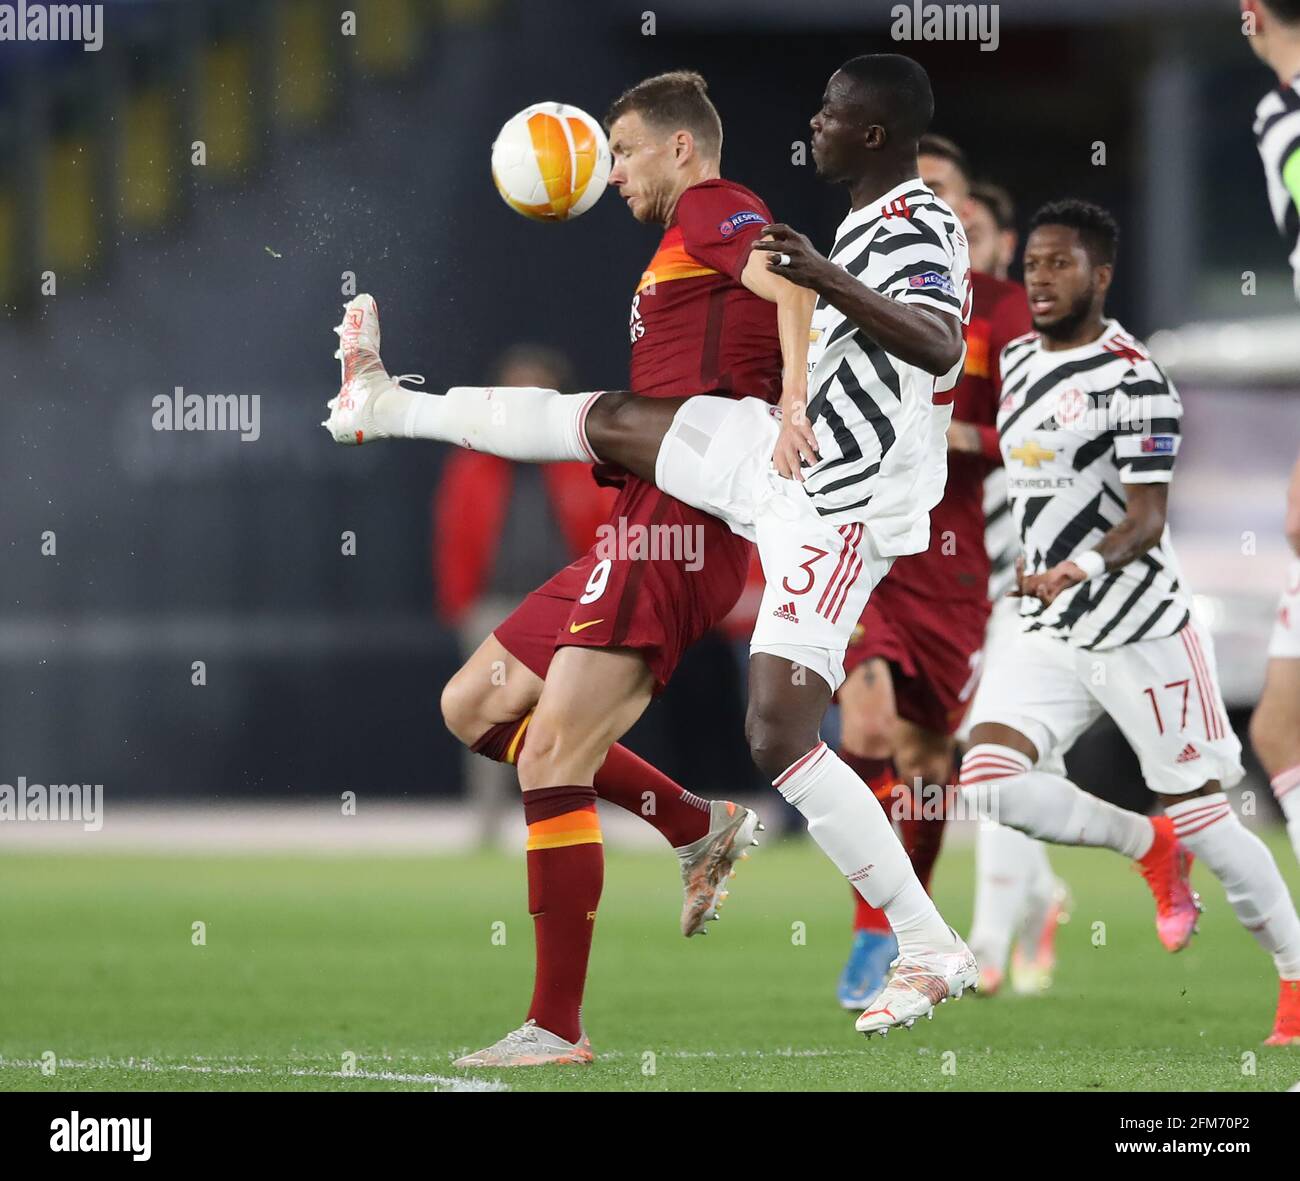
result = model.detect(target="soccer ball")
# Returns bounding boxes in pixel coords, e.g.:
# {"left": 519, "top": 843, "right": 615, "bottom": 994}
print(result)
{"left": 491, "top": 102, "right": 612, "bottom": 222}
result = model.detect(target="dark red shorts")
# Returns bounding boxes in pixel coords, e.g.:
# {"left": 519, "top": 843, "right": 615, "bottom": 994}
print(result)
{"left": 494, "top": 476, "right": 752, "bottom": 692}
{"left": 841, "top": 579, "right": 991, "bottom": 736}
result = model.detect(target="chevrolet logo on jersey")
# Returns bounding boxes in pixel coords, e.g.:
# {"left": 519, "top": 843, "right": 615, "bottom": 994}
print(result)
{"left": 1010, "top": 440, "right": 1056, "bottom": 469}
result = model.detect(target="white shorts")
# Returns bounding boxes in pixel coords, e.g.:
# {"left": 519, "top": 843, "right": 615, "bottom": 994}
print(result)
{"left": 968, "top": 619, "right": 1243, "bottom": 796}
{"left": 655, "top": 395, "right": 892, "bottom": 691}
{"left": 957, "top": 595, "right": 1069, "bottom": 775}
{"left": 1268, "top": 560, "right": 1300, "bottom": 660}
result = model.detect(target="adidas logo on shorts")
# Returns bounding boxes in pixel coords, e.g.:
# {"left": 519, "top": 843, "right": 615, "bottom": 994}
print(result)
{"left": 1175, "top": 743, "right": 1201, "bottom": 764}
{"left": 773, "top": 601, "right": 798, "bottom": 623}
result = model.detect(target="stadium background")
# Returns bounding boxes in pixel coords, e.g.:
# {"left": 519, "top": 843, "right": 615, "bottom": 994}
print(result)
{"left": 0, "top": 0, "right": 1295, "bottom": 824}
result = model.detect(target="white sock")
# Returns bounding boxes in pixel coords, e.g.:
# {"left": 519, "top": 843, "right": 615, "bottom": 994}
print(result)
{"left": 1271, "top": 765, "right": 1300, "bottom": 865}
{"left": 968, "top": 821, "right": 1037, "bottom": 974}
{"left": 373, "top": 384, "right": 600, "bottom": 463}
{"left": 775, "top": 743, "right": 953, "bottom": 956}
{"left": 1016, "top": 839, "right": 1059, "bottom": 947}
{"left": 1167, "top": 793, "right": 1300, "bottom": 979}
{"left": 960, "top": 743, "right": 1153, "bottom": 859}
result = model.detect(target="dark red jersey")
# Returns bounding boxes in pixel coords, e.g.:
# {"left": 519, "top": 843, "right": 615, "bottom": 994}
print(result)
{"left": 628, "top": 178, "right": 782, "bottom": 403}
{"left": 498, "top": 180, "right": 784, "bottom": 690}
{"left": 880, "top": 270, "right": 1032, "bottom": 602}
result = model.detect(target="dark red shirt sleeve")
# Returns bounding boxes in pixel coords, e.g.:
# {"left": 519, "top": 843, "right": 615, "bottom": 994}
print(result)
{"left": 974, "top": 283, "right": 1033, "bottom": 464}
{"left": 974, "top": 423, "right": 1001, "bottom": 463}
{"left": 675, "top": 184, "right": 772, "bottom": 280}
{"left": 989, "top": 285, "right": 1033, "bottom": 396}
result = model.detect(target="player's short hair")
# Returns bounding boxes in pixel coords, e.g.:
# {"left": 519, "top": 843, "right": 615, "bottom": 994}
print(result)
{"left": 835, "top": 54, "right": 934, "bottom": 144}
{"left": 1029, "top": 199, "right": 1119, "bottom": 267}
{"left": 1261, "top": 0, "right": 1300, "bottom": 24}
{"left": 970, "top": 180, "right": 1016, "bottom": 231}
{"left": 604, "top": 70, "right": 723, "bottom": 158}
{"left": 918, "top": 133, "right": 969, "bottom": 182}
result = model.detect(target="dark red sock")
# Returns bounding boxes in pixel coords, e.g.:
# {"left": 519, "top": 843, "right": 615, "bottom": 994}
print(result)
{"left": 522, "top": 786, "right": 604, "bottom": 1044}
{"left": 471, "top": 717, "right": 532, "bottom": 764}
{"left": 901, "top": 812, "right": 948, "bottom": 894}
{"left": 592, "top": 743, "right": 710, "bottom": 847}
{"left": 899, "top": 762, "right": 958, "bottom": 895}
{"left": 473, "top": 719, "right": 710, "bottom": 848}
{"left": 840, "top": 750, "right": 897, "bottom": 933}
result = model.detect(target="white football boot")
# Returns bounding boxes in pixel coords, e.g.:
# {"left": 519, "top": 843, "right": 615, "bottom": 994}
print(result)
{"left": 323, "top": 293, "right": 423, "bottom": 444}
{"left": 855, "top": 931, "right": 978, "bottom": 1036}
{"left": 674, "top": 801, "right": 762, "bottom": 937}
{"left": 453, "top": 1020, "right": 594, "bottom": 1068}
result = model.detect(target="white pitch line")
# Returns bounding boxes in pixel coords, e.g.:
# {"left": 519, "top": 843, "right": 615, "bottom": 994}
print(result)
{"left": 0, "top": 1056, "right": 508, "bottom": 1093}
{"left": 0, "top": 1044, "right": 884, "bottom": 1089}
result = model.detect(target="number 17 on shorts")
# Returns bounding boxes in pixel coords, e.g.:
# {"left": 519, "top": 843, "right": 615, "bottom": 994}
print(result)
{"left": 749, "top": 519, "right": 893, "bottom": 692}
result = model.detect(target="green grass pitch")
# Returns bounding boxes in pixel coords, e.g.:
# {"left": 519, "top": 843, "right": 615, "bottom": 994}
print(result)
{"left": 1, "top": 834, "right": 1297, "bottom": 1091}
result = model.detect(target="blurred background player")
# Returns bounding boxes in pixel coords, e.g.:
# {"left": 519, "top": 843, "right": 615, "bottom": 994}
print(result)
{"left": 832, "top": 136, "right": 1041, "bottom": 1008}
{"left": 433, "top": 345, "right": 615, "bottom": 848}
{"left": 437, "top": 71, "right": 796, "bottom": 1066}
{"left": 965, "top": 181, "right": 1018, "bottom": 282}
{"left": 957, "top": 199, "right": 1300, "bottom": 1046}
{"left": 1244, "top": 0, "right": 1300, "bottom": 865}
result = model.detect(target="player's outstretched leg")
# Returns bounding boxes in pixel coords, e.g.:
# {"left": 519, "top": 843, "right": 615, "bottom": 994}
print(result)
{"left": 959, "top": 728, "right": 1202, "bottom": 952}
{"left": 746, "top": 655, "right": 976, "bottom": 1036}
{"left": 324, "top": 294, "right": 688, "bottom": 487}
{"left": 325, "top": 295, "right": 599, "bottom": 460}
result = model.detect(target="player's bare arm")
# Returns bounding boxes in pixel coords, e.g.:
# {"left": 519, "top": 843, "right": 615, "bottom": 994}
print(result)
{"left": 1018, "top": 482, "right": 1169, "bottom": 606}
{"left": 945, "top": 420, "right": 984, "bottom": 453}
{"left": 740, "top": 242, "right": 818, "bottom": 479}
{"left": 752, "top": 222, "right": 963, "bottom": 376}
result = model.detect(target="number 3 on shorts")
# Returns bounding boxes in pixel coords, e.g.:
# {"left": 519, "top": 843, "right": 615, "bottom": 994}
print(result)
{"left": 782, "top": 547, "right": 828, "bottom": 596}
{"left": 579, "top": 558, "right": 612, "bottom": 605}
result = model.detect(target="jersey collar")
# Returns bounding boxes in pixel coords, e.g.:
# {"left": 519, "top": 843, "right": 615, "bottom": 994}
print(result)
{"left": 1030, "top": 318, "right": 1120, "bottom": 364}
{"left": 837, "top": 176, "right": 934, "bottom": 235}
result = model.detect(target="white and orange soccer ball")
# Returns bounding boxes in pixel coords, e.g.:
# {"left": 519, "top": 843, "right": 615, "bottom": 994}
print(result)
{"left": 491, "top": 102, "right": 612, "bottom": 222}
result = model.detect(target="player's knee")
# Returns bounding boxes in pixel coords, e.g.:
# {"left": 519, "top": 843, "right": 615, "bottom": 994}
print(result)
{"left": 583, "top": 390, "right": 639, "bottom": 457}
{"left": 515, "top": 713, "right": 607, "bottom": 787}
{"left": 440, "top": 672, "right": 487, "bottom": 746}
{"left": 895, "top": 745, "right": 954, "bottom": 794}
{"left": 440, "top": 666, "right": 526, "bottom": 747}
{"left": 745, "top": 701, "right": 817, "bottom": 781}
{"left": 841, "top": 709, "right": 895, "bottom": 760}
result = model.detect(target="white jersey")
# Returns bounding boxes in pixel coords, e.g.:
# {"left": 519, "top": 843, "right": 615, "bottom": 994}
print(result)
{"left": 983, "top": 470, "right": 1017, "bottom": 600}
{"left": 1254, "top": 73, "right": 1300, "bottom": 301}
{"left": 802, "top": 177, "right": 971, "bottom": 554}
{"left": 996, "top": 319, "right": 1191, "bottom": 651}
